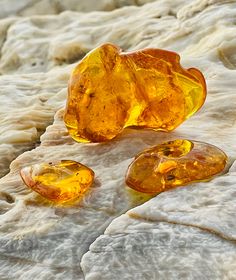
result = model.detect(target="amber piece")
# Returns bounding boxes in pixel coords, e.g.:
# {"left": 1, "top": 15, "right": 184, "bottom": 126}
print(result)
{"left": 64, "top": 43, "right": 206, "bottom": 143}
{"left": 20, "top": 160, "right": 94, "bottom": 202}
{"left": 126, "top": 139, "right": 227, "bottom": 194}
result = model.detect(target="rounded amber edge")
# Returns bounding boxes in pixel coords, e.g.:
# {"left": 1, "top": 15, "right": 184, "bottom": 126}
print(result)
{"left": 125, "top": 139, "right": 228, "bottom": 194}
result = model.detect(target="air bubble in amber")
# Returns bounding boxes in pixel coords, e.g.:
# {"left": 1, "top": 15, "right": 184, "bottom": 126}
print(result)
{"left": 20, "top": 160, "right": 94, "bottom": 202}
{"left": 64, "top": 43, "right": 206, "bottom": 143}
{"left": 126, "top": 139, "right": 227, "bottom": 194}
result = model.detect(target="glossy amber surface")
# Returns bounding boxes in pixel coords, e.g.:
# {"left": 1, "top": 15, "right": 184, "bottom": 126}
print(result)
{"left": 126, "top": 139, "right": 227, "bottom": 194}
{"left": 64, "top": 43, "right": 206, "bottom": 143}
{"left": 20, "top": 160, "right": 94, "bottom": 202}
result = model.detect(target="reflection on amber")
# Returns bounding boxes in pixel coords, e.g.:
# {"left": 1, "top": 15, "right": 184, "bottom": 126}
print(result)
{"left": 64, "top": 43, "right": 206, "bottom": 143}
{"left": 126, "top": 140, "right": 227, "bottom": 194}
{"left": 20, "top": 160, "right": 94, "bottom": 203}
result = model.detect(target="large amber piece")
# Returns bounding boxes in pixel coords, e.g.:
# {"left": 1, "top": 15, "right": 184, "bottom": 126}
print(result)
{"left": 126, "top": 139, "right": 227, "bottom": 194}
{"left": 64, "top": 43, "right": 206, "bottom": 143}
{"left": 20, "top": 160, "right": 94, "bottom": 202}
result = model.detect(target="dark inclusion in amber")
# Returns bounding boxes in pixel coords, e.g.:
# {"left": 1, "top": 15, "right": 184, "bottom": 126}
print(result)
{"left": 64, "top": 43, "right": 207, "bottom": 143}
{"left": 20, "top": 160, "right": 94, "bottom": 202}
{"left": 126, "top": 140, "right": 227, "bottom": 194}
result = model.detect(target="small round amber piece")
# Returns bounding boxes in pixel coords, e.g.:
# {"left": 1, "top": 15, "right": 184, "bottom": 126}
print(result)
{"left": 64, "top": 43, "right": 206, "bottom": 143}
{"left": 20, "top": 160, "right": 94, "bottom": 202}
{"left": 126, "top": 140, "right": 227, "bottom": 194}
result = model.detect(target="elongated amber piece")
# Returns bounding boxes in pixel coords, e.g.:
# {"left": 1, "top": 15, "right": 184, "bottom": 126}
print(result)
{"left": 126, "top": 140, "right": 227, "bottom": 194}
{"left": 20, "top": 160, "right": 94, "bottom": 202}
{"left": 64, "top": 43, "right": 206, "bottom": 143}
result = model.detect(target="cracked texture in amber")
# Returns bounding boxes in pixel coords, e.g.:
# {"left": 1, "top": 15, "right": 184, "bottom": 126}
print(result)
{"left": 126, "top": 139, "right": 227, "bottom": 194}
{"left": 64, "top": 43, "right": 206, "bottom": 143}
{"left": 20, "top": 160, "right": 94, "bottom": 202}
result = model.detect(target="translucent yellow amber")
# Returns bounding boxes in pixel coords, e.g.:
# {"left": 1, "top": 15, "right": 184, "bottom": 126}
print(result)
{"left": 126, "top": 140, "right": 227, "bottom": 194}
{"left": 64, "top": 43, "right": 206, "bottom": 143}
{"left": 20, "top": 160, "right": 94, "bottom": 202}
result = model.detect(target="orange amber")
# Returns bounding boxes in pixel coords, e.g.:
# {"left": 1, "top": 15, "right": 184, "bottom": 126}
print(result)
{"left": 126, "top": 139, "right": 227, "bottom": 194}
{"left": 64, "top": 43, "right": 206, "bottom": 143}
{"left": 20, "top": 160, "right": 94, "bottom": 202}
